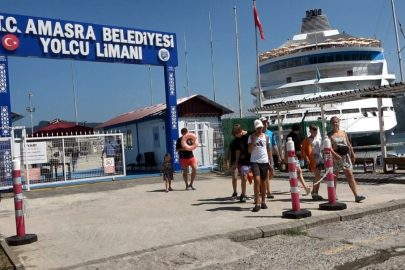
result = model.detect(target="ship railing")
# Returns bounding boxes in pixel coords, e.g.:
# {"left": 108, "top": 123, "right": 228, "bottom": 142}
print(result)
{"left": 260, "top": 41, "right": 382, "bottom": 62}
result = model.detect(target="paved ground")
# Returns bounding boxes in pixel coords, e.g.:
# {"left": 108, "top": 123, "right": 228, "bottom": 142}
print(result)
{"left": 0, "top": 170, "right": 405, "bottom": 269}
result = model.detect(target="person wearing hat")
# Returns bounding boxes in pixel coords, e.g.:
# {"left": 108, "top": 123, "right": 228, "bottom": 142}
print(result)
{"left": 259, "top": 116, "right": 282, "bottom": 199}
{"left": 285, "top": 123, "right": 311, "bottom": 195}
{"left": 248, "top": 119, "right": 273, "bottom": 212}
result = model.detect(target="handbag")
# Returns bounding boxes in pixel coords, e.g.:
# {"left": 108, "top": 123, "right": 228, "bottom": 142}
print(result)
{"left": 336, "top": 145, "right": 350, "bottom": 155}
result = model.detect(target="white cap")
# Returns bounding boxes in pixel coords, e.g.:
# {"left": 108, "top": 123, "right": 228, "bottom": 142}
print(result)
{"left": 254, "top": 119, "right": 264, "bottom": 129}
{"left": 259, "top": 116, "right": 268, "bottom": 122}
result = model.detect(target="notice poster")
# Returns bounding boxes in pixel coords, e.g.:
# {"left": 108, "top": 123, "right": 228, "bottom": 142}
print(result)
{"left": 25, "top": 142, "right": 48, "bottom": 164}
{"left": 24, "top": 168, "right": 41, "bottom": 181}
{"left": 153, "top": 126, "right": 160, "bottom": 149}
{"left": 103, "top": 157, "right": 115, "bottom": 173}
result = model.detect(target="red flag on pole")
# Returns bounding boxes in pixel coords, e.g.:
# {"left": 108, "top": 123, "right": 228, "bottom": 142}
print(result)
{"left": 254, "top": 5, "right": 265, "bottom": 41}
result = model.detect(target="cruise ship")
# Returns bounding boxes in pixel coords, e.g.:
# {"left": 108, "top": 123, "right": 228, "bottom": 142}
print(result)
{"left": 252, "top": 9, "right": 397, "bottom": 146}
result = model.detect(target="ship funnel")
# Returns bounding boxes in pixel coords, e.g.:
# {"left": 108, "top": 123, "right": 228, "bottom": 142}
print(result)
{"left": 301, "top": 9, "right": 330, "bottom": 34}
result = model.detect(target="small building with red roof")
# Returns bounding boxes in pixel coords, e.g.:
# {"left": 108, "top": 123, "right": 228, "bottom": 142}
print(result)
{"left": 96, "top": 94, "right": 233, "bottom": 169}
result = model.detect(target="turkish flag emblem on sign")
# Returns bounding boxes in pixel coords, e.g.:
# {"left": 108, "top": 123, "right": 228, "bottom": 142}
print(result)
{"left": 2, "top": 34, "right": 19, "bottom": 51}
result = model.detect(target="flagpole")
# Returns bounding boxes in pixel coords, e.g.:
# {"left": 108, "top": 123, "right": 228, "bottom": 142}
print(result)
{"left": 391, "top": 0, "right": 404, "bottom": 83}
{"left": 234, "top": 6, "right": 243, "bottom": 119}
{"left": 253, "top": 0, "right": 263, "bottom": 108}
{"left": 209, "top": 11, "right": 217, "bottom": 102}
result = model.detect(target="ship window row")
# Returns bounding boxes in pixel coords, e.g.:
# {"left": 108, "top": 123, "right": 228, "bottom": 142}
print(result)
{"left": 266, "top": 107, "right": 394, "bottom": 122}
{"left": 268, "top": 53, "right": 374, "bottom": 72}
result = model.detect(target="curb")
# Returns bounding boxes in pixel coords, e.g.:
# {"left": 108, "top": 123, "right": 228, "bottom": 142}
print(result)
{"left": 224, "top": 198, "right": 405, "bottom": 242}
{"left": 0, "top": 240, "right": 25, "bottom": 270}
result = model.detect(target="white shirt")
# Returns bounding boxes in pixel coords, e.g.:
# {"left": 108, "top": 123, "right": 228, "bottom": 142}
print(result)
{"left": 309, "top": 136, "right": 323, "bottom": 164}
{"left": 248, "top": 134, "right": 269, "bottom": 163}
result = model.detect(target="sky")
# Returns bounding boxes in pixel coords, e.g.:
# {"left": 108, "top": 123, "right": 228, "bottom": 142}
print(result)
{"left": 2, "top": 0, "right": 405, "bottom": 128}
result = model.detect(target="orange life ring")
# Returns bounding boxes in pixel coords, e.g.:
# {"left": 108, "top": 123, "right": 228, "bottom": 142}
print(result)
{"left": 181, "top": 133, "right": 198, "bottom": 151}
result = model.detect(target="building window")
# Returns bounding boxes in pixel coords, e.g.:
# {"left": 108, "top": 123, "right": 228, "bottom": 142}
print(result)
{"left": 352, "top": 54, "right": 358, "bottom": 60}
{"left": 318, "top": 55, "right": 326, "bottom": 63}
{"left": 279, "top": 61, "right": 286, "bottom": 69}
{"left": 342, "top": 109, "right": 360, "bottom": 114}
{"left": 287, "top": 60, "right": 293, "bottom": 68}
{"left": 336, "top": 54, "right": 342, "bottom": 61}
{"left": 347, "top": 70, "right": 353, "bottom": 76}
{"left": 286, "top": 113, "right": 302, "bottom": 118}
{"left": 126, "top": 129, "right": 133, "bottom": 150}
{"left": 301, "top": 57, "right": 307, "bottom": 65}
{"left": 344, "top": 54, "right": 351, "bottom": 61}
{"left": 361, "top": 107, "right": 378, "bottom": 113}
{"left": 306, "top": 112, "right": 321, "bottom": 116}
{"left": 294, "top": 59, "right": 301, "bottom": 67}
{"left": 327, "top": 55, "right": 334, "bottom": 62}
{"left": 286, "top": 77, "right": 292, "bottom": 83}
{"left": 325, "top": 110, "right": 340, "bottom": 115}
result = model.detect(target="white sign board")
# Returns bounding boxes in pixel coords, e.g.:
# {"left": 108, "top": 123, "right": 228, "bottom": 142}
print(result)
{"left": 103, "top": 157, "right": 115, "bottom": 173}
{"left": 26, "top": 142, "right": 48, "bottom": 164}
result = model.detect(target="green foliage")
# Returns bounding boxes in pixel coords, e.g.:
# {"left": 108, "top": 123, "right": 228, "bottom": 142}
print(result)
{"left": 216, "top": 156, "right": 225, "bottom": 172}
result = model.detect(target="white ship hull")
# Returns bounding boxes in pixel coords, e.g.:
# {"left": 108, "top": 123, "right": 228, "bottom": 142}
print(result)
{"left": 251, "top": 10, "right": 397, "bottom": 146}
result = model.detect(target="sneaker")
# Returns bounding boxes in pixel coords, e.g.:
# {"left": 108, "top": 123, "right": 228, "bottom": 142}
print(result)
{"left": 261, "top": 203, "right": 268, "bottom": 209}
{"left": 355, "top": 195, "right": 366, "bottom": 202}
{"left": 267, "top": 193, "right": 275, "bottom": 199}
{"left": 240, "top": 194, "right": 247, "bottom": 203}
{"left": 189, "top": 185, "right": 196, "bottom": 190}
{"left": 311, "top": 193, "right": 324, "bottom": 201}
{"left": 169, "top": 187, "right": 173, "bottom": 191}
{"left": 185, "top": 185, "right": 190, "bottom": 190}
{"left": 231, "top": 192, "right": 238, "bottom": 201}
{"left": 252, "top": 205, "right": 261, "bottom": 212}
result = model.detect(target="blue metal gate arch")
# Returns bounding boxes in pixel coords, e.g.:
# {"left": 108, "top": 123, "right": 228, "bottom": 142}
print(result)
{"left": 0, "top": 13, "right": 181, "bottom": 170}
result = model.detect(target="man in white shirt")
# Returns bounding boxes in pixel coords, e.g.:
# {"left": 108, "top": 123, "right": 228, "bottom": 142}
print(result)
{"left": 248, "top": 120, "right": 273, "bottom": 212}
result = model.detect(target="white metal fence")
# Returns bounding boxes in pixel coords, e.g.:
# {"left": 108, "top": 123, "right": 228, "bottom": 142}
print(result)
{"left": 186, "top": 121, "right": 224, "bottom": 169}
{"left": 0, "top": 127, "right": 125, "bottom": 190}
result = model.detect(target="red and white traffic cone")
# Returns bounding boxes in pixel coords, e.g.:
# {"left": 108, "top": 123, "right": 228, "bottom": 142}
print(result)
{"left": 319, "top": 138, "right": 347, "bottom": 211}
{"left": 282, "top": 137, "right": 311, "bottom": 219}
{"left": 6, "top": 159, "right": 38, "bottom": 246}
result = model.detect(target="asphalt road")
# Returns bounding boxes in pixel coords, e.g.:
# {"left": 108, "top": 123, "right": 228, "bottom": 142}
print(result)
{"left": 62, "top": 208, "right": 405, "bottom": 270}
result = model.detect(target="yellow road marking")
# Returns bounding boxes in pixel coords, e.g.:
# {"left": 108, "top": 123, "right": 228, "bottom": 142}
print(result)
{"left": 325, "top": 244, "right": 356, "bottom": 255}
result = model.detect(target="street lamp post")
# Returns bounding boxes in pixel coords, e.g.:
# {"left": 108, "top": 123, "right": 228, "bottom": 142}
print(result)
{"left": 26, "top": 93, "right": 35, "bottom": 134}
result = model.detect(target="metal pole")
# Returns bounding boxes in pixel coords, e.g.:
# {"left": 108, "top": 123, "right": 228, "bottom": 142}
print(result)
{"left": 391, "top": 0, "right": 404, "bottom": 82}
{"left": 320, "top": 104, "right": 327, "bottom": 138}
{"left": 378, "top": 98, "right": 387, "bottom": 171}
{"left": 277, "top": 111, "right": 283, "bottom": 157}
{"left": 234, "top": 6, "right": 243, "bottom": 119}
{"left": 71, "top": 61, "right": 78, "bottom": 125}
{"left": 149, "top": 65, "right": 153, "bottom": 105}
{"left": 209, "top": 11, "right": 217, "bottom": 102}
{"left": 184, "top": 32, "right": 190, "bottom": 97}
{"left": 253, "top": 0, "right": 263, "bottom": 108}
{"left": 28, "top": 94, "right": 33, "bottom": 134}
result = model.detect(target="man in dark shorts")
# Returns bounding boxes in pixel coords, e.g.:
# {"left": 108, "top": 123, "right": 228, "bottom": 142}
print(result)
{"left": 176, "top": 128, "right": 197, "bottom": 190}
{"left": 226, "top": 139, "right": 241, "bottom": 200}
{"left": 233, "top": 124, "right": 253, "bottom": 203}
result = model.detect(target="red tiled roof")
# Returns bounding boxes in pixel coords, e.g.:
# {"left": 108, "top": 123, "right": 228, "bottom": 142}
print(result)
{"left": 96, "top": 94, "right": 232, "bottom": 129}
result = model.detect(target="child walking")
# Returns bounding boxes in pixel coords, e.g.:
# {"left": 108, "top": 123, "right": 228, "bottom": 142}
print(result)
{"left": 160, "top": 153, "right": 174, "bottom": 192}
